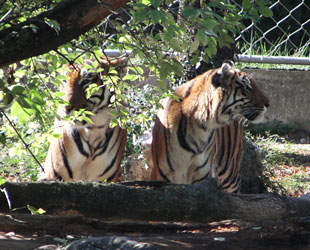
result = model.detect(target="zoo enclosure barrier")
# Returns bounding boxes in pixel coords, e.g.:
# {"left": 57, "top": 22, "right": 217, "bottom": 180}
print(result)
{"left": 232, "top": 0, "right": 310, "bottom": 65}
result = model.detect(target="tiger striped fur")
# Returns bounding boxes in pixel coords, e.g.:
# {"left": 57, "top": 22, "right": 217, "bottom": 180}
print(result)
{"left": 42, "top": 57, "right": 127, "bottom": 182}
{"left": 150, "top": 61, "right": 269, "bottom": 192}
{"left": 212, "top": 118, "right": 244, "bottom": 192}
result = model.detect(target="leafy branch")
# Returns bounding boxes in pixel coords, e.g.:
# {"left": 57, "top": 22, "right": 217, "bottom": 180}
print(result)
{"left": 0, "top": 107, "right": 44, "bottom": 172}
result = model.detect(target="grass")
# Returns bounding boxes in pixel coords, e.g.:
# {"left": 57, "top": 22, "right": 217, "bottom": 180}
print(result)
{"left": 236, "top": 37, "right": 310, "bottom": 195}
{"left": 0, "top": 144, "right": 40, "bottom": 182}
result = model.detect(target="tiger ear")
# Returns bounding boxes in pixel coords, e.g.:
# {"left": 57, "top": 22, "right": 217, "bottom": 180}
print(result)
{"left": 212, "top": 60, "right": 236, "bottom": 87}
{"left": 100, "top": 56, "right": 128, "bottom": 75}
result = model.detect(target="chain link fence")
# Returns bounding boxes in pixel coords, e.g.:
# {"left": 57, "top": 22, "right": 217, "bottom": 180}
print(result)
{"left": 232, "top": 0, "right": 310, "bottom": 64}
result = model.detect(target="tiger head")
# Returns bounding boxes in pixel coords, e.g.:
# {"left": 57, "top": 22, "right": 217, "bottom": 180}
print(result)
{"left": 208, "top": 60, "right": 270, "bottom": 125}
{"left": 62, "top": 56, "right": 128, "bottom": 118}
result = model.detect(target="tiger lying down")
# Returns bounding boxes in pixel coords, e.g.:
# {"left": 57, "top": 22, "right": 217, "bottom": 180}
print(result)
{"left": 41, "top": 57, "right": 127, "bottom": 181}
{"left": 149, "top": 60, "right": 270, "bottom": 193}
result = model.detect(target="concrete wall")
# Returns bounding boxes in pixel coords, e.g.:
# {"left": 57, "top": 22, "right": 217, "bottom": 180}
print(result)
{"left": 243, "top": 69, "right": 310, "bottom": 131}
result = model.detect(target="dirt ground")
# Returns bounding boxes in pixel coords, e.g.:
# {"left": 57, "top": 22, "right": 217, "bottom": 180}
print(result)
{"left": 1, "top": 212, "right": 310, "bottom": 250}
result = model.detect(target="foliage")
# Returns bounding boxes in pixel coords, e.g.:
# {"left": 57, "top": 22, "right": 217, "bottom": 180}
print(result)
{"left": 0, "top": 0, "right": 272, "bottom": 181}
{"left": 0, "top": 0, "right": 62, "bottom": 30}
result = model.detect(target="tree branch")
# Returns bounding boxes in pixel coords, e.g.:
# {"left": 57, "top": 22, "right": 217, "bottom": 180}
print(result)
{"left": 0, "top": 0, "right": 130, "bottom": 68}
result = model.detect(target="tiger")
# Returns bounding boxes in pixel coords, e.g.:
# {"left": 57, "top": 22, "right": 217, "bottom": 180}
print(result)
{"left": 41, "top": 56, "right": 128, "bottom": 182}
{"left": 149, "top": 60, "right": 270, "bottom": 192}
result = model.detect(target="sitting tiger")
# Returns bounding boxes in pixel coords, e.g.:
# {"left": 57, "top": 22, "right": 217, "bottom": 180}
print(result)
{"left": 41, "top": 57, "right": 128, "bottom": 182}
{"left": 149, "top": 60, "right": 270, "bottom": 192}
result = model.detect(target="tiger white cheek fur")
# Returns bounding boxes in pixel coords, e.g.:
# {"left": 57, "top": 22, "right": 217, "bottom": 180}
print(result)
{"left": 41, "top": 57, "right": 127, "bottom": 181}
{"left": 149, "top": 60, "right": 270, "bottom": 192}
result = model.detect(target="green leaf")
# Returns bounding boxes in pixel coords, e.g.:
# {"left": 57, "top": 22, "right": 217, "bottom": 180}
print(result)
{"left": 11, "top": 101, "right": 22, "bottom": 117}
{"left": 109, "top": 110, "right": 120, "bottom": 117}
{"left": 23, "top": 97, "right": 36, "bottom": 109}
{"left": 44, "top": 18, "right": 60, "bottom": 35}
{"left": 133, "top": 10, "right": 149, "bottom": 22}
{"left": 242, "top": 0, "right": 251, "bottom": 9}
{"left": 52, "top": 133, "right": 62, "bottom": 139}
{"left": 158, "top": 62, "right": 171, "bottom": 80}
{"left": 256, "top": 0, "right": 267, "bottom": 6}
{"left": 11, "top": 85, "right": 25, "bottom": 95}
{"left": 30, "top": 90, "right": 44, "bottom": 104}
{"left": 123, "top": 74, "right": 139, "bottom": 81}
{"left": 0, "top": 177, "right": 5, "bottom": 185}
{"left": 110, "top": 118, "right": 119, "bottom": 128}
{"left": 83, "top": 111, "right": 95, "bottom": 116}
{"left": 183, "top": 8, "right": 200, "bottom": 18}
{"left": 51, "top": 53, "right": 58, "bottom": 67}
{"left": 53, "top": 91, "right": 65, "bottom": 98}
{"left": 201, "top": 19, "right": 218, "bottom": 30}
{"left": 170, "top": 59, "right": 184, "bottom": 77}
{"left": 169, "top": 38, "right": 184, "bottom": 52}
{"left": 85, "top": 84, "right": 100, "bottom": 99}
{"left": 163, "top": 26, "right": 174, "bottom": 41}
{"left": 205, "top": 30, "right": 218, "bottom": 38}
{"left": 149, "top": 10, "right": 162, "bottom": 23}
{"left": 128, "top": 66, "right": 144, "bottom": 75}
{"left": 150, "top": 0, "right": 161, "bottom": 8}
{"left": 2, "top": 92, "right": 13, "bottom": 105}
{"left": 0, "top": 78, "right": 5, "bottom": 89}
{"left": 22, "top": 24, "right": 39, "bottom": 33}
{"left": 27, "top": 205, "right": 46, "bottom": 215}
{"left": 197, "top": 29, "right": 208, "bottom": 46}
{"left": 141, "top": 0, "right": 151, "bottom": 5}
{"left": 77, "top": 116, "right": 93, "bottom": 124}
{"left": 190, "top": 53, "right": 199, "bottom": 65}
{"left": 11, "top": 101, "right": 32, "bottom": 124}
{"left": 157, "top": 79, "right": 167, "bottom": 91}
{"left": 120, "top": 109, "right": 128, "bottom": 116}
{"left": 190, "top": 36, "right": 200, "bottom": 54}
{"left": 259, "top": 6, "right": 273, "bottom": 17}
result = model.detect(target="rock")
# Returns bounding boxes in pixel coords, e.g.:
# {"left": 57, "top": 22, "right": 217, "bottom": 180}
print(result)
{"left": 299, "top": 193, "right": 310, "bottom": 201}
{"left": 58, "top": 236, "right": 158, "bottom": 250}
{"left": 34, "top": 245, "right": 57, "bottom": 250}
{"left": 240, "top": 139, "right": 267, "bottom": 194}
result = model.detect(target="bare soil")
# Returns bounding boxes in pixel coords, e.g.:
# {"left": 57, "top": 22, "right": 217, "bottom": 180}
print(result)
{"left": 1, "top": 213, "right": 310, "bottom": 250}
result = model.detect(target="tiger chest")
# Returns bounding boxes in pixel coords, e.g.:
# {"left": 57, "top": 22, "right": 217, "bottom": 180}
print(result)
{"left": 167, "top": 128, "right": 217, "bottom": 184}
{"left": 74, "top": 126, "right": 112, "bottom": 159}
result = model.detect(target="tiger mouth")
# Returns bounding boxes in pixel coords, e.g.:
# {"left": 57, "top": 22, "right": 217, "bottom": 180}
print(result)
{"left": 242, "top": 106, "right": 267, "bottom": 123}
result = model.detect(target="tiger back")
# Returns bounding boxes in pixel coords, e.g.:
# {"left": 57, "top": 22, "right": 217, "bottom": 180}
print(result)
{"left": 150, "top": 61, "right": 269, "bottom": 192}
{"left": 42, "top": 57, "right": 128, "bottom": 182}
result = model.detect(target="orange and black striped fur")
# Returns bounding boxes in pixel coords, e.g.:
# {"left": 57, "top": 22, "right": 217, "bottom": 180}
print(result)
{"left": 42, "top": 57, "right": 128, "bottom": 181}
{"left": 212, "top": 118, "right": 244, "bottom": 192}
{"left": 150, "top": 61, "right": 269, "bottom": 192}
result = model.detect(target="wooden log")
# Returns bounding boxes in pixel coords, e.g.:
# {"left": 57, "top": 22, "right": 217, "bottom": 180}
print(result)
{"left": 1, "top": 180, "right": 310, "bottom": 223}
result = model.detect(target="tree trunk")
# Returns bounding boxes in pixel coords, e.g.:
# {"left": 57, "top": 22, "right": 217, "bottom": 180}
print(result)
{"left": 1, "top": 180, "right": 310, "bottom": 223}
{"left": 0, "top": 0, "right": 130, "bottom": 68}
